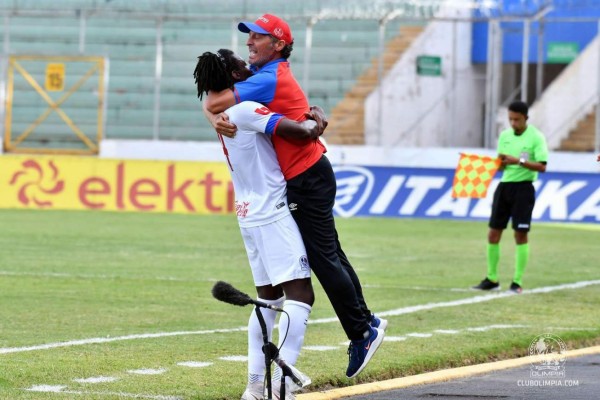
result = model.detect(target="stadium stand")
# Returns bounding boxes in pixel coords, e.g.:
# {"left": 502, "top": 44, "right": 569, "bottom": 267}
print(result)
{"left": 1, "top": 0, "right": 431, "bottom": 151}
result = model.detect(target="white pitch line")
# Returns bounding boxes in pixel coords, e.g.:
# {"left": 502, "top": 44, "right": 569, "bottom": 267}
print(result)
{"left": 26, "top": 385, "right": 181, "bottom": 399}
{"left": 27, "top": 385, "right": 66, "bottom": 392}
{"left": 541, "top": 222, "right": 600, "bottom": 231}
{"left": 127, "top": 368, "right": 167, "bottom": 375}
{"left": 374, "top": 279, "right": 600, "bottom": 319}
{"left": 303, "top": 279, "right": 600, "bottom": 325}
{"left": 73, "top": 376, "right": 118, "bottom": 383}
{"left": 218, "top": 355, "right": 247, "bottom": 362}
{"left": 406, "top": 333, "right": 433, "bottom": 338}
{"left": 0, "top": 270, "right": 214, "bottom": 283}
{"left": 37, "top": 389, "right": 181, "bottom": 399}
{"left": 176, "top": 361, "right": 212, "bottom": 368}
{"left": 2, "top": 280, "right": 599, "bottom": 356}
{"left": 466, "top": 324, "right": 527, "bottom": 332}
{"left": 384, "top": 336, "right": 408, "bottom": 342}
{"left": 434, "top": 329, "right": 460, "bottom": 334}
{"left": 303, "top": 346, "right": 340, "bottom": 351}
{"left": 363, "top": 284, "right": 473, "bottom": 292}
{"left": 0, "top": 327, "right": 246, "bottom": 355}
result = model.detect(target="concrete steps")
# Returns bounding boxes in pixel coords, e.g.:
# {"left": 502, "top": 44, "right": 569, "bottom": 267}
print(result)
{"left": 326, "top": 25, "right": 424, "bottom": 144}
{"left": 560, "top": 111, "right": 596, "bottom": 152}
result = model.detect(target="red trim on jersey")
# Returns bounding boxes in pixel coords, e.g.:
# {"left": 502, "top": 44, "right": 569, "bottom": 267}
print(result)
{"left": 217, "top": 133, "right": 234, "bottom": 171}
{"left": 267, "top": 62, "right": 325, "bottom": 180}
{"left": 233, "top": 87, "right": 241, "bottom": 104}
{"left": 271, "top": 117, "right": 283, "bottom": 135}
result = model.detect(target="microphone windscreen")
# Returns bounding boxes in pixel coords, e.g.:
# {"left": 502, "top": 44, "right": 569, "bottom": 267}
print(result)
{"left": 211, "top": 281, "right": 253, "bottom": 307}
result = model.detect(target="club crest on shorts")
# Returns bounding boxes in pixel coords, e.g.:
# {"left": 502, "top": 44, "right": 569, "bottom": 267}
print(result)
{"left": 299, "top": 255, "right": 309, "bottom": 271}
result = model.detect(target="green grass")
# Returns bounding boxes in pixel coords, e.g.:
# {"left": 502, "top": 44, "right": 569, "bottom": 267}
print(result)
{"left": 0, "top": 209, "right": 599, "bottom": 399}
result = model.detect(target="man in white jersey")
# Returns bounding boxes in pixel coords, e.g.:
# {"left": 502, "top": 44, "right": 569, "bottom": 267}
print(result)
{"left": 194, "top": 49, "right": 321, "bottom": 400}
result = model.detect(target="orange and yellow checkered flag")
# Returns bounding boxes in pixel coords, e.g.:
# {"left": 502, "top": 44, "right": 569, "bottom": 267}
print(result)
{"left": 451, "top": 153, "right": 501, "bottom": 198}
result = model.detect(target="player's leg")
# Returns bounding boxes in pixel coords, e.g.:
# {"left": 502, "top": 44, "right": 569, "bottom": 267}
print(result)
{"left": 487, "top": 228, "right": 503, "bottom": 281}
{"left": 510, "top": 182, "right": 535, "bottom": 292}
{"left": 240, "top": 227, "right": 284, "bottom": 399}
{"left": 474, "top": 183, "right": 509, "bottom": 290}
{"left": 257, "top": 215, "right": 313, "bottom": 395}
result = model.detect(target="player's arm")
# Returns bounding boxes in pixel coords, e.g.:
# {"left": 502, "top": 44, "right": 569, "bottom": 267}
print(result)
{"left": 304, "top": 105, "right": 328, "bottom": 136}
{"left": 498, "top": 153, "right": 547, "bottom": 172}
{"left": 519, "top": 158, "right": 547, "bottom": 172}
{"left": 276, "top": 118, "right": 320, "bottom": 140}
{"left": 203, "top": 90, "right": 238, "bottom": 137}
{"left": 205, "top": 89, "right": 236, "bottom": 114}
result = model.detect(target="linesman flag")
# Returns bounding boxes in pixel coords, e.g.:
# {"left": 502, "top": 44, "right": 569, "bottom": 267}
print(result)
{"left": 451, "top": 153, "right": 501, "bottom": 198}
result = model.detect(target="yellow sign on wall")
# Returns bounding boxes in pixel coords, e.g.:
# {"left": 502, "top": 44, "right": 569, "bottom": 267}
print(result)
{"left": 45, "top": 63, "right": 65, "bottom": 91}
{"left": 0, "top": 155, "right": 234, "bottom": 214}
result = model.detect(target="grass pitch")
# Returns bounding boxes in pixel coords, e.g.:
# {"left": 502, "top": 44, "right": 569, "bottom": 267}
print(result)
{"left": 0, "top": 209, "right": 599, "bottom": 399}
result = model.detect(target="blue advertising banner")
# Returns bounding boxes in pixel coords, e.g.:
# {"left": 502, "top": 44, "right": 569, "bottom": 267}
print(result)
{"left": 333, "top": 165, "right": 600, "bottom": 223}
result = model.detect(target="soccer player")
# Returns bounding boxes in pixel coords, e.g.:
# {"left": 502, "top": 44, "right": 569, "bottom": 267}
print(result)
{"left": 473, "top": 101, "right": 548, "bottom": 294}
{"left": 195, "top": 49, "right": 319, "bottom": 400}
{"left": 203, "top": 14, "right": 386, "bottom": 379}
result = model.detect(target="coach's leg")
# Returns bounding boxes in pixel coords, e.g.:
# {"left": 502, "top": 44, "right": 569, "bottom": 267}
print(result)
{"left": 287, "top": 157, "right": 369, "bottom": 341}
{"left": 335, "top": 229, "right": 371, "bottom": 319}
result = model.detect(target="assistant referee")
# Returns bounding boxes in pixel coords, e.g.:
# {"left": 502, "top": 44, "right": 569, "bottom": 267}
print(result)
{"left": 473, "top": 101, "right": 548, "bottom": 294}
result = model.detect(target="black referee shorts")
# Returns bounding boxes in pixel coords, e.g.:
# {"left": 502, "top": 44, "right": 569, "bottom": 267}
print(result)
{"left": 489, "top": 181, "right": 535, "bottom": 232}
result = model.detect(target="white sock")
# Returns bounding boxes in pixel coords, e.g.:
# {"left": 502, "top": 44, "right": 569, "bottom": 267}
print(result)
{"left": 272, "top": 300, "right": 311, "bottom": 387}
{"left": 247, "top": 296, "right": 284, "bottom": 384}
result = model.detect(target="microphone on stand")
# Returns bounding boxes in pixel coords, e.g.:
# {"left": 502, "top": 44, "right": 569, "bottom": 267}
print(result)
{"left": 263, "top": 343, "right": 311, "bottom": 388}
{"left": 211, "top": 281, "right": 284, "bottom": 312}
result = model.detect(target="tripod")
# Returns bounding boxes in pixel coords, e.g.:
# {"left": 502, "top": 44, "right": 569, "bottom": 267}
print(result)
{"left": 254, "top": 306, "right": 309, "bottom": 400}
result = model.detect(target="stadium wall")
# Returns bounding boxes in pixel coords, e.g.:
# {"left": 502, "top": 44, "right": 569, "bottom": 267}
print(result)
{"left": 102, "top": 139, "right": 600, "bottom": 224}
{"left": 364, "top": 4, "right": 486, "bottom": 148}
{"left": 100, "top": 139, "right": 598, "bottom": 173}
{"left": 528, "top": 35, "right": 599, "bottom": 150}
{"left": 1, "top": 141, "right": 598, "bottom": 223}
{"left": 472, "top": 0, "right": 600, "bottom": 63}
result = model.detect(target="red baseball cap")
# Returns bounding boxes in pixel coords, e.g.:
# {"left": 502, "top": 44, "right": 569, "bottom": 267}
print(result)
{"left": 238, "top": 13, "right": 293, "bottom": 45}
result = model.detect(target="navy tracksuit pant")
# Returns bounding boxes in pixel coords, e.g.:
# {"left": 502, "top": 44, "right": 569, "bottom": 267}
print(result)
{"left": 286, "top": 155, "right": 371, "bottom": 341}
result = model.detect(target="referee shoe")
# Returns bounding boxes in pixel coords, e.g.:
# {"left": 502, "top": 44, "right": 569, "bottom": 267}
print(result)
{"left": 509, "top": 281, "right": 523, "bottom": 294}
{"left": 472, "top": 277, "right": 500, "bottom": 291}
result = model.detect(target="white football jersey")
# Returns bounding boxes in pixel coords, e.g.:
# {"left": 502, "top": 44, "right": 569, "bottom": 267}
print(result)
{"left": 221, "top": 101, "right": 289, "bottom": 227}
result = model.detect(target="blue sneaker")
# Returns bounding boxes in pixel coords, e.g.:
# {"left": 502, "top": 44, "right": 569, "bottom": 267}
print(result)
{"left": 370, "top": 314, "right": 388, "bottom": 331}
{"left": 345, "top": 327, "right": 385, "bottom": 378}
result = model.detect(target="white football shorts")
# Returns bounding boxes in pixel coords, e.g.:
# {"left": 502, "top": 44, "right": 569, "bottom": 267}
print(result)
{"left": 240, "top": 214, "right": 311, "bottom": 287}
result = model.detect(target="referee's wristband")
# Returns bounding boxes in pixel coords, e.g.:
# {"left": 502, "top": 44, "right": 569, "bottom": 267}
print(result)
{"left": 519, "top": 158, "right": 526, "bottom": 166}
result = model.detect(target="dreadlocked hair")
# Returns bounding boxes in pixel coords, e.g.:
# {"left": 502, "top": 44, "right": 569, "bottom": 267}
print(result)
{"left": 194, "top": 49, "right": 236, "bottom": 100}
